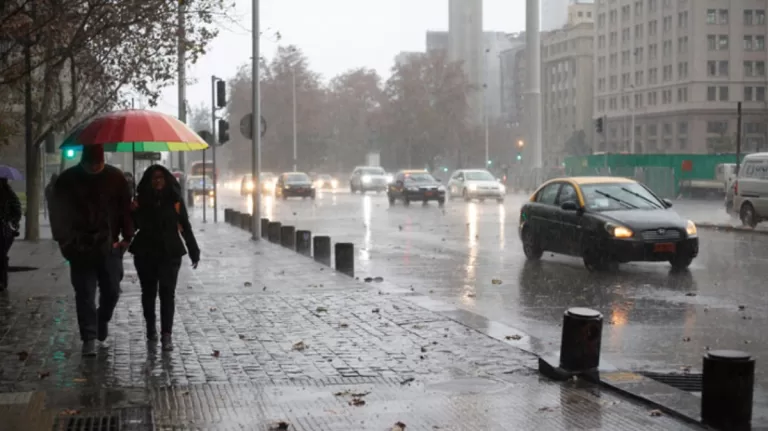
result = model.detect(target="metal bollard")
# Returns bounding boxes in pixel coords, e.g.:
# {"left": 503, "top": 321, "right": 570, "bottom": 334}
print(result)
{"left": 559, "top": 307, "right": 603, "bottom": 373}
{"left": 260, "top": 218, "right": 270, "bottom": 239}
{"left": 701, "top": 350, "right": 755, "bottom": 431}
{"left": 229, "top": 210, "right": 241, "bottom": 226}
{"left": 224, "top": 208, "right": 232, "bottom": 223}
{"left": 240, "top": 213, "right": 251, "bottom": 231}
{"left": 280, "top": 226, "right": 296, "bottom": 249}
{"left": 334, "top": 243, "right": 354, "bottom": 277}
{"left": 296, "top": 230, "right": 312, "bottom": 256}
{"left": 313, "top": 236, "right": 331, "bottom": 266}
{"left": 267, "top": 221, "right": 281, "bottom": 243}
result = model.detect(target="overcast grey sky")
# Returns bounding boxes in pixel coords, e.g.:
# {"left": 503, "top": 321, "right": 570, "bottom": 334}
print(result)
{"left": 153, "top": 0, "right": 525, "bottom": 116}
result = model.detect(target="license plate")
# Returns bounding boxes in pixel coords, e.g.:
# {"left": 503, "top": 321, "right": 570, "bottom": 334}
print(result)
{"left": 425, "top": 191, "right": 433, "bottom": 196}
{"left": 653, "top": 243, "right": 676, "bottom": 253}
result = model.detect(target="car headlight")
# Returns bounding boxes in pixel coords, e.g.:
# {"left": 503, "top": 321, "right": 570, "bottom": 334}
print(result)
{"left": 246, "top": 182, "right": 254, "bottom": 190}
{"left": 385, "top": 175, "right": 393, "bottom": 183}
{"left": 686, "top": 220, "right": 697, "bottom": 237}
{"left": 407, "top": 187, "right": 419, "bottom": 192}
{"left": 468, "top": 184, "right": 478, "bottom": 191}
{"left": 331, "top": 179, "right": 338, "bottom": 188}
{"left": 362, "top": 175, "right": 371, "bottom": 183}
{"left": 606, "top": 223, "right": 633, "bottom": 238}
{"left": 499, "top": 184, "right": 506, "bottom": 193}
{"left": 208, "top": 190, "right": 214, "bottom": 196}
{"left": 438, "top": 185, "right": 446, "bottom": 192}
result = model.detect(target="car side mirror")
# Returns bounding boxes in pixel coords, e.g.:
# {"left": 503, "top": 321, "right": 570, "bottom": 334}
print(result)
{"left": 662, "top": 198, "right": 673, "bottom": 208}
{"left": 560, "top": 201, "right": 579, "bottom": 211}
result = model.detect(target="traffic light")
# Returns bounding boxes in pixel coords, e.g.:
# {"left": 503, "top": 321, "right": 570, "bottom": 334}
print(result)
{"left": 516, "top": 153, "right": 522, "bottom": 161}
{"left": 215, "top": 80, "right": 226, "bottom": 108}
{"left": 595, "top": 117, "right": 603, "bottom": 134}
{"left": 63, "top": 148, "right": 76, "bottom": 160}
{"left": 217, "top": 119, "right": 229, "bottom": 144}
{"left": 487, "top": 160, "right": 492, "bottom": 166}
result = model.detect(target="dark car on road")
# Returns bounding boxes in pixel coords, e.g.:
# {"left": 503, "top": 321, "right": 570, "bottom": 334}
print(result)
{"left": 388, "top": 170, "right": 446, "bottom": 206}
{"left": 519, "top": 176, "right": 699, "bottom": 271}
{"left": 275, "top": 172, "right": 316, "bottom": 200}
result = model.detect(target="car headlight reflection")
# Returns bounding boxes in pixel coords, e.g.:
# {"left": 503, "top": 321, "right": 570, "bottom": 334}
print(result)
{"left": 246, "top": 181, "right": 254, "bottom": 191}
{"left": 385, "top": 175, "right": 393, "bottom": 183}
{"left": 499, "top": 184, "right": 506, "bottom": 193}
{"left": 686, "top": 220, "right": 697, "bottom": 237}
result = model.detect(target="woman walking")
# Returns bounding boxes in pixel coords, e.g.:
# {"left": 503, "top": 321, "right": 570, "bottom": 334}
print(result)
{"left": 0, "top": 179, "right": 22, "bottom": 291}
{"left": 130, "top": 165, "right": 199, "bottom": 350}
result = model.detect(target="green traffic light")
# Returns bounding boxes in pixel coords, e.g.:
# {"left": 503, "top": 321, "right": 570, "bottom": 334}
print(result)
{"left": 516, "top": 154, "right": 522, "bottom": 161}
{"left": 487, "top": 160, "right": 492, "bottom": 165}
{"left": 442, "top": 167, "right": 448, "bottom": 172}
{"left": 64, "top": 148, "right": 76, "bottom": 159}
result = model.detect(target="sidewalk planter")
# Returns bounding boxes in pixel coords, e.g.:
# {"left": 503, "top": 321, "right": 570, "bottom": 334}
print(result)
{"left": 313, "top": 236, "right": 331, "bottom": 266}
{"left": 296, "top": 230, "right": 312, "bottom": 256}
{"left": 267, "top": 222, "right": 281, "bottom": 243}
{"left": 280, "top": 226, "right": 296, "bottom": 249}
{"left": 260, "top": 218, "right": 270, "bottom": 239}
{"left": 334, "top": 243, "right": 354, "bottom": 277}
{"left": 702, "top": 350, "right": 755, "bottom": 430}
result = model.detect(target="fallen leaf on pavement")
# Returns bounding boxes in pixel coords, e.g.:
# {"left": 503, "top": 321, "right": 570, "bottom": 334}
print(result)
{"left": 263, "top": 286, "right": 267, "bottom": 291}
{"left": 209, "top": 307, "right": 217, "bottom": 312}
{"left": 682, "top": 337, "right": 691, "bottom": 342}
{"left": 491, "top": 279, "right": 502, "bottom": 285}
{"left": 392, "top": 421, "right": 406, "bottom": 430}
{"left": 649, "top": 409, "right": 663, "bottom": 417}
{"left": 73, "top": 378, "right": 87, "bottom": 383}
{"left": 466, "top": 293, "right": 476, "bottom": 298}
{"left": 420, "top": 346, "right": 427, "bottom": 353}
{"left": 17, "top": 351, "right": 28, "bottom": 361}
{"left": 333, "top": 390, "right": 351, "bottom": 396}
{"left": 316, "top": 307, "right": 328, "bottom": 313}
{"left": 505, "top": 334, "right": 522, "bottom": 341}
{"left": 38, "top": 371, "right": 50, "bottom": 379}
{"left": 538, "top": 406, "right": 555, "bottom": 412}
{"left": 238, "top": 334, "right": 245, "bottom": 339}
{"left": 349, "top": 398, "right": 365, "bottom": 406}
{"left": 269, "top": 421, "right": 290, "bottom": 431}
{"left": 292, "top": 341, "right": 307, "bottom": 351}
{"left": 685, "top": 292, "right": 696, "bottom": 297}
{"left": 372, "top": 308, "right": 380, "bottom": 313}
{"left": 374, "top": 276, "right": 383, "bottom": 282}
{"left": 364, "top": 277, "right": 373, "bottom": 282}
{"left": 212, "top": 350, "right": 220, "bottom": 357}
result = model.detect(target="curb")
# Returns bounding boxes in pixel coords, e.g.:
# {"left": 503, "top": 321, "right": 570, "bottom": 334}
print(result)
{"left": 696, "top": 221, "right": 768, "bottom": 235}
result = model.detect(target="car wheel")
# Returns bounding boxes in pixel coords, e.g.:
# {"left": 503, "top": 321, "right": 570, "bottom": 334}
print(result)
{"left": 582, "top": 249, "right": 617, "bottom": 272}
{"left": 521, "top": 227, "right": 543, "bottom": 260}
{"left": 669, "top": 253, "right": 694, "bottom": 270}
{"left": 740, "top": 202, "right": 758, "bottom": 228}
{"left": 462, "top": 189, "right": 471, "bottom": 202}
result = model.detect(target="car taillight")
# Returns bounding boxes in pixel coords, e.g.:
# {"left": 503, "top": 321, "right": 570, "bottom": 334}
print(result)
{"left": 734, "top": 180, "right": 738, "bottom": 195}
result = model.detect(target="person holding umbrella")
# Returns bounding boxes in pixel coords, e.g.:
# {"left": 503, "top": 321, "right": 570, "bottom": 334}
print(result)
{"left": 51, "top": 145, "right": 133, "bottom": 356}
{"left": 0, "top": 169, "right": 22, "bottom": 291}
{"left": 130, "top": 165, "right": 199, "bottom": 351}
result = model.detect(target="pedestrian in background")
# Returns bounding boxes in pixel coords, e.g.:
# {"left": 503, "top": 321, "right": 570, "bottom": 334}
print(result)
{"left": 0, "top": 179, "right": 22, "bottom": 291}
{"left": 130, "top": 164, "right": 199, "bottom": 351}
{"left": 44, "top": 173, "right": 58, "bottom": 218}
{"left": 51, "top": 145, "right": 133, "bottom": 356}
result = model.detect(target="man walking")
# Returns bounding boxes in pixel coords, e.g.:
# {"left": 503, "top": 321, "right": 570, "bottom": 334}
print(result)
{"left": 51, "top": 145, "right": 133, "bottom": 356}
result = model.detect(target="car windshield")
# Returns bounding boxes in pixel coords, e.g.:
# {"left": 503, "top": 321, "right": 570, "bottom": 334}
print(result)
{"left": 318, "top": 175, "right": 332, "bottom": 180}
{"left": 465, "top": 171, "right": 495, "bottom": 181}
{"left": 361, "top": 167, "right": 385, "bottom": 175}
{"left": 260, "top": 173, "right": 274, "bottom": 180}
{"left": 404, "top": 172, "right": 434, "bottom": 183}
{"left": 285, "top": 173, "right": 310, "bottom": 182}
{"left": 581, "top": 182, "right": 664, "bottom": 211}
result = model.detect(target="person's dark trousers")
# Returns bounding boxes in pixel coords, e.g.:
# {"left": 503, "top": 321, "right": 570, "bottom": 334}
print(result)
{"left": 69, "top": 248, "right": 123, "bottom": 341}
{"left": 134, "top": 256, "right": 182, "bottom": 335}
{"left": 0, "top": 233, "right": 12, "bottom": 288}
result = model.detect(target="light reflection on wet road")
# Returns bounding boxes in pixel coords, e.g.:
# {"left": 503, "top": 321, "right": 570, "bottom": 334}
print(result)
{"left": 206, "top": 188, "right": 768, "bottom": 407}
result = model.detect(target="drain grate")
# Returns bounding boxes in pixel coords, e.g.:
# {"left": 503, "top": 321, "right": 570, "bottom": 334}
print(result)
{"left": 638, "top": 371, "right": 702, "bottom": 392}
{"left": 52, "top": 406, "right": 153, "bottom": 431}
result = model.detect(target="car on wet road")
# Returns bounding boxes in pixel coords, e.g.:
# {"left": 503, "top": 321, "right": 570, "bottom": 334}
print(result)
{"left": 350, "top": 166, "right": 388, "bottom": 193}
{"left": 312, "top": 174, "right": 338, "bottom": 190}
{"left": 241, "top": 172, "right": 276, "bottom": 196}
{"left": 186, "top": 174, "right": 215, "bottom": 207}
{"left": 387, "top": 170, "right": 446, "bottom": 206}
{"left": 519, "top": 176, "right": 699, "bottom": 271}
{"left": 447, "top": 169, "right": 505, "bottom": 203}
{"left": 275, "top": 172, "right": 316, "bottom": 200}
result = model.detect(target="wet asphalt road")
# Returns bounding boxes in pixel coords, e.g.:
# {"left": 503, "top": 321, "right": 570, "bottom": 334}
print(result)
{"left": 199, "top": 186, "right": 768, "bottom": 404}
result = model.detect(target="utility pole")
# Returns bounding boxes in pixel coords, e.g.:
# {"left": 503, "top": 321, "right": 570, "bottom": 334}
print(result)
{"left": 736, "top": 101, "right": 743, "bottom": 174}
{"left": 526, "top": 0, "right": 543, "bottom": 171}
{"left": 251, "top": 0, "right": 262, "bottom": 239}
{"left": 292, "top": 69, "right": 297, "bottom": 171}
{"left": 177, "top": 0, "right": 187, "bottom": 199}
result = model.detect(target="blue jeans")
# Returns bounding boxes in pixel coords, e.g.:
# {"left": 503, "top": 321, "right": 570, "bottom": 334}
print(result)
{"left": 69, "top": 247, "right": 123, "bottom": 341}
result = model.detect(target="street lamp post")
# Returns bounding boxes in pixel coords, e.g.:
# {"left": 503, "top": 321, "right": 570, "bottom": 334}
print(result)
{"left": 292, "top": 69, "right": 297, "bottom": 172}
{"left": 251, "top": 0, "right": 261, "bottom": 239}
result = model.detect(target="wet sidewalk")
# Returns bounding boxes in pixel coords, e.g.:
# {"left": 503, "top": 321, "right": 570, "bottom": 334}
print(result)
{"left": 0, "top": 224, "right": 701, "bottom": 430}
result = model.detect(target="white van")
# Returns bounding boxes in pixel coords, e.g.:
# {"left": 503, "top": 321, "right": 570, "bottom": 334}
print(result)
{"left": 732, "top": 153, "right": 768, "bottom": 227}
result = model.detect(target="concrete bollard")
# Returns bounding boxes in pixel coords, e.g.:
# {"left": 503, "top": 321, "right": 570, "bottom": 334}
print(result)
{"left": 334, "top": 243, "right": 354, "bottom": 277}
{"left": 559, "top": 307, "right": 603, "bottom": 373}
{"left": 296, "top": 230, "right": 312, "bottom": 256}
{"left": 701, "top": 350, "right": 755, "bottom": 430}
{"left": 267, "top": 221, "right": 281, "bottom": 243}
{"left": 240, "top": 213, "right": 252, "bottom": 232}
{"left": 260, "top": 218, "right": 270, "bottom": 239}
{"left": 313, "top": 236, "right": 331, "bottom": 266}
{"left": 229, "top": 210, "right": 241, "bottom": 226}
{"left": 280, "top": 226, "right": 296, "bottom": 249}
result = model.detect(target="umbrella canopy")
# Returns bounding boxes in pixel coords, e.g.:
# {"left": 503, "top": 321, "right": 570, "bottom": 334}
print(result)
{"left": 60, "top": 109, "right": 209, "bottom": 152}
{"left": 0, "top": 165, "right": 23, "bottom": 181}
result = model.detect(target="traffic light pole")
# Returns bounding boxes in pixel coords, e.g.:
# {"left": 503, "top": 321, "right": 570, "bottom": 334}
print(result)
{"left": 211, "top": 75, "right": 219, "bottom": 223}
{"left": 251, "top": 0, "right": 262, "bottom": 240}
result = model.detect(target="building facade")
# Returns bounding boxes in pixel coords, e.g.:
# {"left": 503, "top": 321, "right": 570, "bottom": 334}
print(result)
{"left": 426, "top": 31, "right": 449, "bottom": 53}
{"left": 448, "top": 0, "right": 484, "bottom": 125}
{"left": 394, "top": 51, "right": 424, "bottom": 67}
{"left": 543, "top": 0, "right": 595, "bottom": 31}
{"left": 594, "top": 0, "right": 768, "bottom": 154}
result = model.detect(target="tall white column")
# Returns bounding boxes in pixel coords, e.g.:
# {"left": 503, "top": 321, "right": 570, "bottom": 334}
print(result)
{"left": 526, "top": 0, "right": 543, "bottom": 169}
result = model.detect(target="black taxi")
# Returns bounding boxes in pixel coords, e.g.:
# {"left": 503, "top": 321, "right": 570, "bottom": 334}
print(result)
{"left": 519, "top": 176, "right": 699, "bottom": 271}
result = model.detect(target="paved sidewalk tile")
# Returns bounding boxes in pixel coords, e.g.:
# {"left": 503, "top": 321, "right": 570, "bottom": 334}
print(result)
{"left": 0, "top": 224, "right": 703, "bottom": 430}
